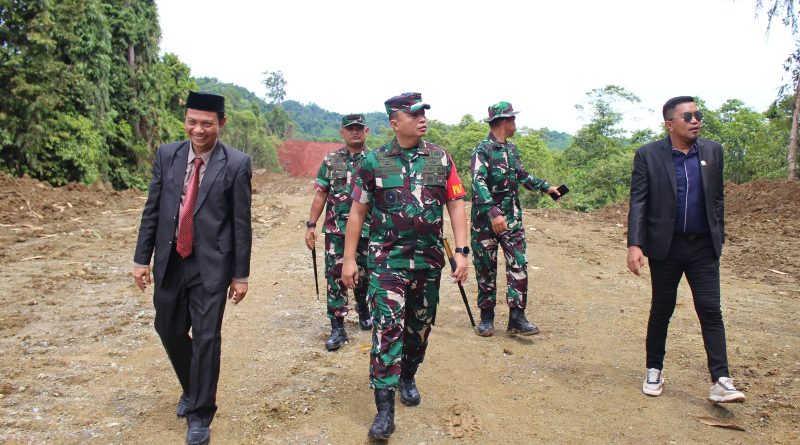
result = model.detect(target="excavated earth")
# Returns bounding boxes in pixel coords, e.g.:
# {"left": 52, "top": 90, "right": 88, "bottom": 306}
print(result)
{"left": 0, "top": 172, "right": 797, "bottom": 444}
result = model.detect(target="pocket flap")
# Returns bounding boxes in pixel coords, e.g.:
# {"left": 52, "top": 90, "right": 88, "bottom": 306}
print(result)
{"left": 376, "top": 175, "right": 404, "bottom": 188}
{"left": 218, "top": 236, "right": 233, "bottom": 253}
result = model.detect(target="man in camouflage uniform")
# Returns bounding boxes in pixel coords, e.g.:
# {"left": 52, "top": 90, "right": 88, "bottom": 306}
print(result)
{"left": 305, "top": 114, "right": 372, "bottom": 351}
{"left": 341, "top": 92, "right": 469, "bottom": 440}
{"left": 471, "top": 101, "right": 560, "bottom": 337}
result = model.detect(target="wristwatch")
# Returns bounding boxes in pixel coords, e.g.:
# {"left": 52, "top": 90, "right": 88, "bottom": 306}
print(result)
{"left": 306, "top": 221, "right": 316, "bottom": 228}
{"left": 455, "top": 246, "right": 470, "bottom": 256}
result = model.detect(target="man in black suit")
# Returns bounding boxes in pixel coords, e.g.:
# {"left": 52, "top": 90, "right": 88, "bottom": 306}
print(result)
{"left": 133, "top": 91, "right": 252, "bottom": 444}
{"left": 627, "top": 96, "right": 744, "bottom": 404}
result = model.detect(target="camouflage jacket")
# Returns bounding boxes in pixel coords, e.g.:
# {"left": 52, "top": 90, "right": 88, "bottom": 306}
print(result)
{"left": 314, "top": 146, "right": 370, "bottom": 237}
{"left": 471, "top": 132, "right": 550, "bottom": 232}
{"left": 351, "top": 138, "right": 465, "bottom": 270}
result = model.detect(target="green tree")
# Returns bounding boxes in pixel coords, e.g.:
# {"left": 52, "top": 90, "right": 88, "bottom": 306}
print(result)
{"left": 0, "top": 0, "right": 193, "bottom": 188}
{"left": 561, "top": 86, "right": 643, "bottom": 210}
{"left": 223, "top": 108, "right": 279, "bottom": 170}
{"left": 262, "top": 70, "right": 287, "bottom": 104}
{"left": 515, "top": 131, "right": 560, "bottom": 208}
{"left": 0, "top": 0, "right": 113, "bottom": 184}
{"left": 442, "top": 115, "right": 488, "bottom": 198}
{"left": 755, "top": 0, "right": 800, "bottom": 179}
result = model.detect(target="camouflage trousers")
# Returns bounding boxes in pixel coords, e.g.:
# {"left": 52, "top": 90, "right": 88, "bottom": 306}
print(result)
{"left": 471, "top": 228, "right": 528, "bottom": 310}
{"left": 367, "top": 267, "right": 442, "bottom": 389}
{"left": 324, "top": 234, "right": 369, "bottom": 319}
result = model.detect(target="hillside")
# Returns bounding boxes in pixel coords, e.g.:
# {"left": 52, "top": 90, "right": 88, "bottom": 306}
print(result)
{"left": 195, "top": 77, "right": 391, "bottom": 140}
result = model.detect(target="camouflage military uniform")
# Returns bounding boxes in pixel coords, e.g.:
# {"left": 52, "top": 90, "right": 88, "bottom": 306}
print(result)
{"left": 352, "top": 138, "right": 465, "bottom": 389}
{"left": 471, "top": 132, "right": 550, "bottom": 310}
{"left": 314, "top": 147, "right": 371, "bottom": 319}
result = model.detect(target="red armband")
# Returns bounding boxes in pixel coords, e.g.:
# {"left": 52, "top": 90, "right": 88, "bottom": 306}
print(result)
{"left": 445, "top": 157, "right": 466, "bottom": 200}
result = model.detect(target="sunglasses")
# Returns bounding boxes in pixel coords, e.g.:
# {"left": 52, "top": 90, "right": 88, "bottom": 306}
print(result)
{"left": 670, "top": 111, "right": 703, "bottom": 123}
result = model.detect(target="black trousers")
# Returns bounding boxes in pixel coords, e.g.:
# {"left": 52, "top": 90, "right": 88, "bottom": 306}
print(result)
{"left": 646, "top": 235, "right": 729, "bottom": 381}
{"left": 154, "top": 248, "right": 227, "bottom": 427}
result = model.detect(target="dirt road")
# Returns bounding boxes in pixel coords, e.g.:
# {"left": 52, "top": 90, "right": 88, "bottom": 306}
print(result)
{"left": 0, "top": 172, "right": 797, "bottom": 444}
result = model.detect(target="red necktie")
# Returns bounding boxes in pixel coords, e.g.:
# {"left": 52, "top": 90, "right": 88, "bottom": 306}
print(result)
{"left": 176, "top": 157, "right": 203, "bottom": 258}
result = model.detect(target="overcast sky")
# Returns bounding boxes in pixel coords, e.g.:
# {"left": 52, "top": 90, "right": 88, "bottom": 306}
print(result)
{"left": 156, "top": 0, "right": 796, "bottom": 135}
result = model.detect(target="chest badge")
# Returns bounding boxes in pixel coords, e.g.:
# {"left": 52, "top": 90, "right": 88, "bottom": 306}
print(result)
{"left": 384, "top": 189, "right": 400, "bottom": 204}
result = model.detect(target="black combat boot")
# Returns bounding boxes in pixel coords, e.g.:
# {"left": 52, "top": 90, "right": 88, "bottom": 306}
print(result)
{"left": 399, "top": 364, "right": 420, "bottom": 406}
{"left": 325, "top": 317, "right": 348, "bottom": 350}
{"left": 477, "top": 308, "right": 495, "bottom": 337}
{"left": 398, "top": 377, "right": 420, "bottom": 406}
{"left": 507, "top": 307, "right": 540, "bottom": 336}
{"left": 356, "top": 302, "right": 372, "bottom": 331}
{"left": 367, "top": 388, "right": 396, "bottom": 440}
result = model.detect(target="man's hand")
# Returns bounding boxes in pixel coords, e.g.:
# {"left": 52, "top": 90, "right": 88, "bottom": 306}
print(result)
{"left": 341, "top": 259, "right": 359, "bottom": 289}
{"left": 228, "top": 281, "right": 248, "bottom": 304}
{"left": 133, "top": 265, "right": 151, "bottom": 291}
{"left": 491, "top": 214, "right": 508, "bottom": 235}
{"left": 627, "top": 246, "right": 645, "bottom": 276}
{"left": 304, "top": 227, "right": 316, "bottom": 250}
{"left": 451, "top": 253, "right": 468, "bottom": 284}
{"left": 546, "top": 185, "right": 560, "bottom": 198}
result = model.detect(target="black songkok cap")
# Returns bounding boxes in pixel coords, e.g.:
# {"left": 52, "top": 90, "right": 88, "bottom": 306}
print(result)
{"left": 186, "top": 91, "right": 225, "bottom": 113}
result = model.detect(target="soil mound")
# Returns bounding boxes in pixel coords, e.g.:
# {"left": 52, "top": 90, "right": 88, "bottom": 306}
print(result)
{"left": 724, "top": 180, "right": 800, "bottom": 282}
{"left": 277, "top": 140, "right": 341, "bottom": 177}
{"left": 0, "top": 172, "right": 141, "bottom": 226}
{"left": 725, "top": 179, "right": 800, "bottom": 219}
{"left": 592, "top": 179, "right": 800, "bottom": 283}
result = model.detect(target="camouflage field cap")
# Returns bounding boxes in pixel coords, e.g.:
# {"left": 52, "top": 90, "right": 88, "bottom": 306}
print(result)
{"left": 342, "top": 113, "right": 367, "bottom": 128}
{"left": 384, "top": 92, "right": 431, "bottom": 115}
{"left": 485, "top": 101, "right": 520, "bottom": 122}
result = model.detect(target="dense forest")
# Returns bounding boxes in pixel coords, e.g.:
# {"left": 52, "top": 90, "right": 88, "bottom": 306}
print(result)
{"left": 1, "top": 1, "right": 797, "bottom": 211}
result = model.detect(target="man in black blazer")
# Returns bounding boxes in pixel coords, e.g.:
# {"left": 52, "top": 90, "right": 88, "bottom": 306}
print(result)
{"left": 627, "top": 96, "right": 744, "bottom": 404}
{"left": 133, "top": 91, "right": 252, "bottom": 444}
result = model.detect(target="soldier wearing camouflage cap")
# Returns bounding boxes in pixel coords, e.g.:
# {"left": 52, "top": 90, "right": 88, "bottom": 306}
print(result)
{"left": 341, "top": 92, "right": 469, "bottom": 440}
{"left": 305, "top": 114, "right": 372, "bottom": 351}
{"left": 470, "top": 101, "right": 560, "bottom": 337}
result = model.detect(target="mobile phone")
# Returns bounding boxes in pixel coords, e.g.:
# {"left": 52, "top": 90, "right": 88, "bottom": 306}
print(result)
{"left": 550, "top": 184, "right": 569, "bottom": 201}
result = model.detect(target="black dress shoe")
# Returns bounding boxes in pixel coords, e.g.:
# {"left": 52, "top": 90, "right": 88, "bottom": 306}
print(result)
{"left": 187, "top": 425, "right": 210, "bottom": 445}
{"left": 176, "top": 393, "right": 190, "bottom": 418}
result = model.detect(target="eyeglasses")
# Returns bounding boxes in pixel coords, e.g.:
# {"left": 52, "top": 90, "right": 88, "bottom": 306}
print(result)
{"left": 670, "top": 111, "right": 703, "bottom": 123}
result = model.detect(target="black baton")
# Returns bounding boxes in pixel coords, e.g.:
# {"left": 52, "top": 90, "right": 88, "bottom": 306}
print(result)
{"left": 443, "top": 238, "right": 475, "bottom": 327}
{"left": 311, "top": 246, "right": 320, "bottom": 301}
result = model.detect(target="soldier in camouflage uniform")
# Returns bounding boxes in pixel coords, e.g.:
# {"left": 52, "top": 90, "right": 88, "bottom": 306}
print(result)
{"left": 305, "top": 114, "right": 372, "bottom": 351}
{"left": 341, "top": 92, "right": 469, "bottom": 440}
{"left": 471, "top": 101, "right": 560, "bottom": 337}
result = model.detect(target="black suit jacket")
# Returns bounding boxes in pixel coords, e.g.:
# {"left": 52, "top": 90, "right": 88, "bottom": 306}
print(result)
{"left": 134, "top": 140, "right": 252, "bottom": 293}
{"left": 627, "top": 136, "right": 724, "bottom": 260}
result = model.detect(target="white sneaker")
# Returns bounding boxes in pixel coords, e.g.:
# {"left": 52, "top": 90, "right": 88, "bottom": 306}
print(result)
{"left": 708, "top": 377, "right": 746, "bottom": 403}
{"left": 642, "top": 368, "right": 664, "bottom": 396}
